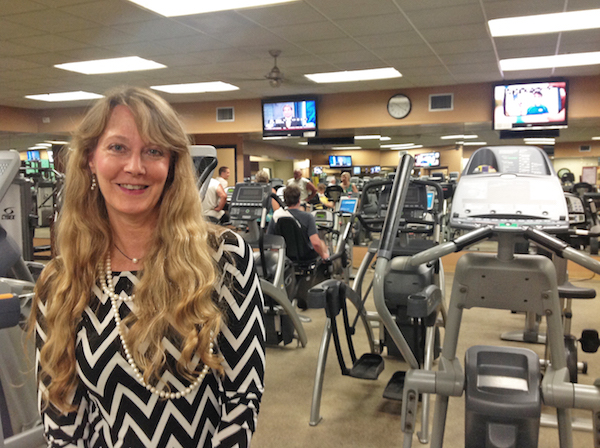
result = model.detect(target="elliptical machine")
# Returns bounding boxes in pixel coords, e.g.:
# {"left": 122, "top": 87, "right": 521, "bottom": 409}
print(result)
{"left": 396, "top": 146, "right": 600, "bottom": 448}
{"left": 229, "top": 182, "right": 307, "bottom": 347}
{"left": 307, "top": 156, "right": 447, "bottom": 444}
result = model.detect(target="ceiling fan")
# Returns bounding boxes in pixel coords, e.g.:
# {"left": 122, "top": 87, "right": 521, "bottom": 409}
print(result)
{"left": 265, "top": 49, "right": 284, "bottom": 87}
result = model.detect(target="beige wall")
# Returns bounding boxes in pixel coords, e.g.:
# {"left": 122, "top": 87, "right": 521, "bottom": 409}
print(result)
{"left": 4, "top": 75, "right": 600, "bottom": 168}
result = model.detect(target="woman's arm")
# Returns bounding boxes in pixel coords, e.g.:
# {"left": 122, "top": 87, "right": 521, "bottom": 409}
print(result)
{"left": 34, "top": 306, "right": 90, "bottom": 448}
{"left": 212, "top": 231, "right": 265, "bottom": 447}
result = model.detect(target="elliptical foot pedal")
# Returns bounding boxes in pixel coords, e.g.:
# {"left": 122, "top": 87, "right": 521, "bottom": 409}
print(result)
{"left": 349, "top": 353, "right": 384, "bottom": 380}
{"left": 383, "top": 371, "right": 407, "bottom": 401}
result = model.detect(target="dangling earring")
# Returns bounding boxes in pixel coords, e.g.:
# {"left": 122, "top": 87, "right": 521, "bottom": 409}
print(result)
{"left": 91, "top": 173, "right": 97, "bottom": 191}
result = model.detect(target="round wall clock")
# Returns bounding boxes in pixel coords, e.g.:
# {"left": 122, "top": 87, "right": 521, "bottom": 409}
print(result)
{"left": 387, "top": 94, "right": 411, "bottom": 119}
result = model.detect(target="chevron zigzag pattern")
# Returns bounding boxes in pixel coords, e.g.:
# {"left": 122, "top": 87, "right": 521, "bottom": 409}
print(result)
{"left": 36, "top": 230, "right": 265, "bottom": 447}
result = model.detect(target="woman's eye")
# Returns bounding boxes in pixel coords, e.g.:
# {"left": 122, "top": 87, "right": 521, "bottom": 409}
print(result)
{"left": 109, "top": 144, "right": 124, "bottom": 152}
{"left": 147, "top": 148, "right": 164, "bottom": 157}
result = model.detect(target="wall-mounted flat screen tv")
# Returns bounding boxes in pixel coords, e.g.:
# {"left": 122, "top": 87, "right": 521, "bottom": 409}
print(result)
{"left": 493, "top": 80, "right": 568, "bottom": 131}
{"left": 262, "top": 96, "right": 318, "bottom": 137}
{"left": 27, "top": 150, "right": 40, "bottom": 161}
{"left": 414, "top": 152, "right": 440, "bottom": 168}
{"left": 313, "top": 166, "right": 323, "bottom": 175}
{"left": 370, "top": 166, "right": 381, "bottom": 174}
{"left": 329, "top": 155, "right": 352, "bottom": 168}
{"left": 353, "top": 166, "right": 361, "bottom": 175}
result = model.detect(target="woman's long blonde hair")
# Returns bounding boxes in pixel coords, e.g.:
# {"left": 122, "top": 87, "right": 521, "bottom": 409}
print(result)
{"left": 30, "top": 86, "right": 223, "bottom": 412}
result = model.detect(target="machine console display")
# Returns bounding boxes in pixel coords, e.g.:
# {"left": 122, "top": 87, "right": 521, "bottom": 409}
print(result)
{"left": 338, "top": 198, "right": 358, "bottom": 215}
{"left": 0, "top": 150, "right": 20, "bottom": 203}
{"left": 229, "top": 183, "right": 272, "bottom": 221}
{"left": 451, "top": 146, "right": 568, "bottom": 232}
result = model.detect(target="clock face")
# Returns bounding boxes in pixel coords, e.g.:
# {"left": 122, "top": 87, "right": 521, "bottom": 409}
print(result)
{"left": 387, "top": 94, "right": 411, "bottom": 119}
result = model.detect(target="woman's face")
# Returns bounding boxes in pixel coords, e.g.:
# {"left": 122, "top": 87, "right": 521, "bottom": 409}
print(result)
{"left": 88, "top": 105, "right": 171, "bottom": 225}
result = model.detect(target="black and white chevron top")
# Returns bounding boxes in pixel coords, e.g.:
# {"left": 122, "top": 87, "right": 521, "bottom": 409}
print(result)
{"left": 35, "top": 231, "right": 265, "bottom": 448}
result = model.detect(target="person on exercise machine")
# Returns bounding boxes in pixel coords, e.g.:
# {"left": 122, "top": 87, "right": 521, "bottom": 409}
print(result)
{"left": 267, "top": 185, "right": 330, "bottom": 261}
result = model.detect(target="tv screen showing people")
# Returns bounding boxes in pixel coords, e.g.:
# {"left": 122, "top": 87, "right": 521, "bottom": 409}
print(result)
{"left": 493, "top": 80, "right": 568, "bottom": 131}
{"left": 262, "top": 98, "right": 317, "bottom": 137}
{"left": 329, "top": 155, "right": 352, "bottom": 167}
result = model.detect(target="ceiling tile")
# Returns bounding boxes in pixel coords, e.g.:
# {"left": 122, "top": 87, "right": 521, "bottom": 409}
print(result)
{"left": 268, "top": 21, "right": 347, "bottom": 42}
{"left": 60, "top": 0, "right": 157, "bottom": 25}
{"left": 3, "top": 8, "right": 99, "bottom": 32}
{"left": 15, "top": 34, "right": 89, "bottom": 53}
{"left": 335, "top": 13, "right": 413, "bottom": 37}
{"left": 237, "top": 2, "right": 326, "bottom": 26}
{"left": 0, "top": 0, "right": 46, "bottom": 16}
{"left": 308, "top": 0, "right": 399, "bottom": 20}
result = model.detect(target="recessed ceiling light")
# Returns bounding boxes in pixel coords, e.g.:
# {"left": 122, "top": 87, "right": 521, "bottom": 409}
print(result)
{"left": 354, "top": 135, "right": 381, "bottom": 140}
{"left": 381, "top": 143, "right": 415, "bottom": 149}
{"left": 463, "top": 141, "right": 487, "bottom": 146}
{"left": 489, "top": 9, "right": 600, "bottom": 37}
{"left": 55, "top": 56, "right": 165, "bottom": 74}
{"left": 35, "top": 143, "right": 52, "bottom": 147}
{"left": 45, "top": 140, "right": 69, "bottom": 145}
{"left": 25, "top": 91, "right": 103, "bottom": 102}
{"left": 305, "top": 67, "right": 401, "bottom": 83}
{"left": 380, "top": 136, "right": 391, "bottom": 141}
{"left": 440, "top": 134, "right": 478, "bottom": 140}
{"left": 332, "top": 146, "right": 362, "bottom": 150}
{"left": 127, "top": 0, "right": 298, "bottom": 17}
{"left": 524, "top": 138, "right": 555, "bottom": 145}
{"left": 592, "top": 137, "right": 600, "bottom": 140}
{"left": 500, "top": 51, "right": 600, "bottom": 71}
{"left": 298, "top": 141, "right": 308, "bottom": 145}
{"left": 151, "top": 82, "right": 239, "bottom": 93}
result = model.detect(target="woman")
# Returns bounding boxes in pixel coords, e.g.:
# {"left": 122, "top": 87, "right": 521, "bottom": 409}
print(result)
{"left": 340, "top": 171, "right": 358, "bottom": 194}
{"left": 255, "top": 170, "right": 280, "bottom": 211}
{"left": 29, "top": 86, "right": 265, "bottom": 448}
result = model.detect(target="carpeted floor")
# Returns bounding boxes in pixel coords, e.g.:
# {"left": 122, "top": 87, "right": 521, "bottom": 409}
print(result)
{"left": 252, "top": 261, "right": 600, "bottom": 448}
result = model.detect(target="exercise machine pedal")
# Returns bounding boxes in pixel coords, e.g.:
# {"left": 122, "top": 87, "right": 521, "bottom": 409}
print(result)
{"left": 383, "top": 371, "right": 407, "bottom": 401}
{"left": 580, "top": 329, "right": 600, "bottom": 353}
{"left": 349, "top": 353, "right": 384, "bottom": 380}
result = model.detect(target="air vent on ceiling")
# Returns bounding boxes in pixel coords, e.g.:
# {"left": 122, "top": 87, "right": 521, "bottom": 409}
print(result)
{"left": 429, "top": 93, "right": 453, "bottom": 111}
{"left": 216, "top": 107, "right": 234, "bottom": 122}
{"left": 580, "top": 145, "right": 591, "bottom": 152}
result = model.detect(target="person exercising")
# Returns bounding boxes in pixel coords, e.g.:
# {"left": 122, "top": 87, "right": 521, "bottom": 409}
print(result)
{"left": 267, "top": 185, "right": 329, "bottom": 261}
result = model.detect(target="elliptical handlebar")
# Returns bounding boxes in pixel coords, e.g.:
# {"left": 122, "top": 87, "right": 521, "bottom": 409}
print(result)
{"left": 525, "top": 227, "right": 600, "bottom": 274}
{"left": 377, "top": 154, "right": 414, "bottom": 260}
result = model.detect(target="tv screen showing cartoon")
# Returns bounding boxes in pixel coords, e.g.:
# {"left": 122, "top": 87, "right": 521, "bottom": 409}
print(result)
{"left": 262, "top": 97, "right": 317, "bottom": 137}
{"left": 414, "top": 152, "right": 440, "bottom": 167}
{"left": 493, "top": 80, "right": 568, "bottom": 131}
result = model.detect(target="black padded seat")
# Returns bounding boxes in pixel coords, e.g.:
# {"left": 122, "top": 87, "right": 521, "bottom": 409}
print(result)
{"left": 558, "top": 281, "right": 596, "bottom": 299}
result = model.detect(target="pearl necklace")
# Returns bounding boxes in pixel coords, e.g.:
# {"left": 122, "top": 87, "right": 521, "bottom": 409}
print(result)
{"left": 114, "top": 243, "right": 140, "bottom": 264}
{"left": 99, "top": 255, "right": 213, "bottom": 399}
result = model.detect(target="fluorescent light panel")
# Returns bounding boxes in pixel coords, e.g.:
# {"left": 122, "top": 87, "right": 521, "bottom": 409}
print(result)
{"left": 592, "top": 137, "right": 600, "bottom": 141}
{"left": 55, "top": 56, "right": 165, "bottom": 74}
{"left": 305, "top": 67, "right": 401, "bottom": 83}
{"left": 489, "top": 9, "right": 600, "bottom": 37}
{"left": 381, "top": 143, "right": 415, "bottom": 148}
{"left": 127, "top": 0, "right": 298, "bottom": 17}
{"left": 354, "top": 135, "right": 381, "bottom": 140}
{"left": 463, "top": 141, "right": 487, "bottom": 146}
{"left": 332, "top": 146, "right": 362, "bottom": 150}
{"left": 500, "top": 51, "right": 600, "bottom": 71}
{"left": 440, "top": 134, "right": 478, "bottom": 140}
{"left": 25, "top": 91, "right": 103, "bottom": 102}
{"left": 151, "top": 82, "right": 239, "bottom": 93}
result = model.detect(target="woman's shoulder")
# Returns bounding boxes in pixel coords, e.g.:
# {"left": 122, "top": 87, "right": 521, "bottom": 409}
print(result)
{"left": 212, "top": 229, "right": 250, "bottom": 263}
